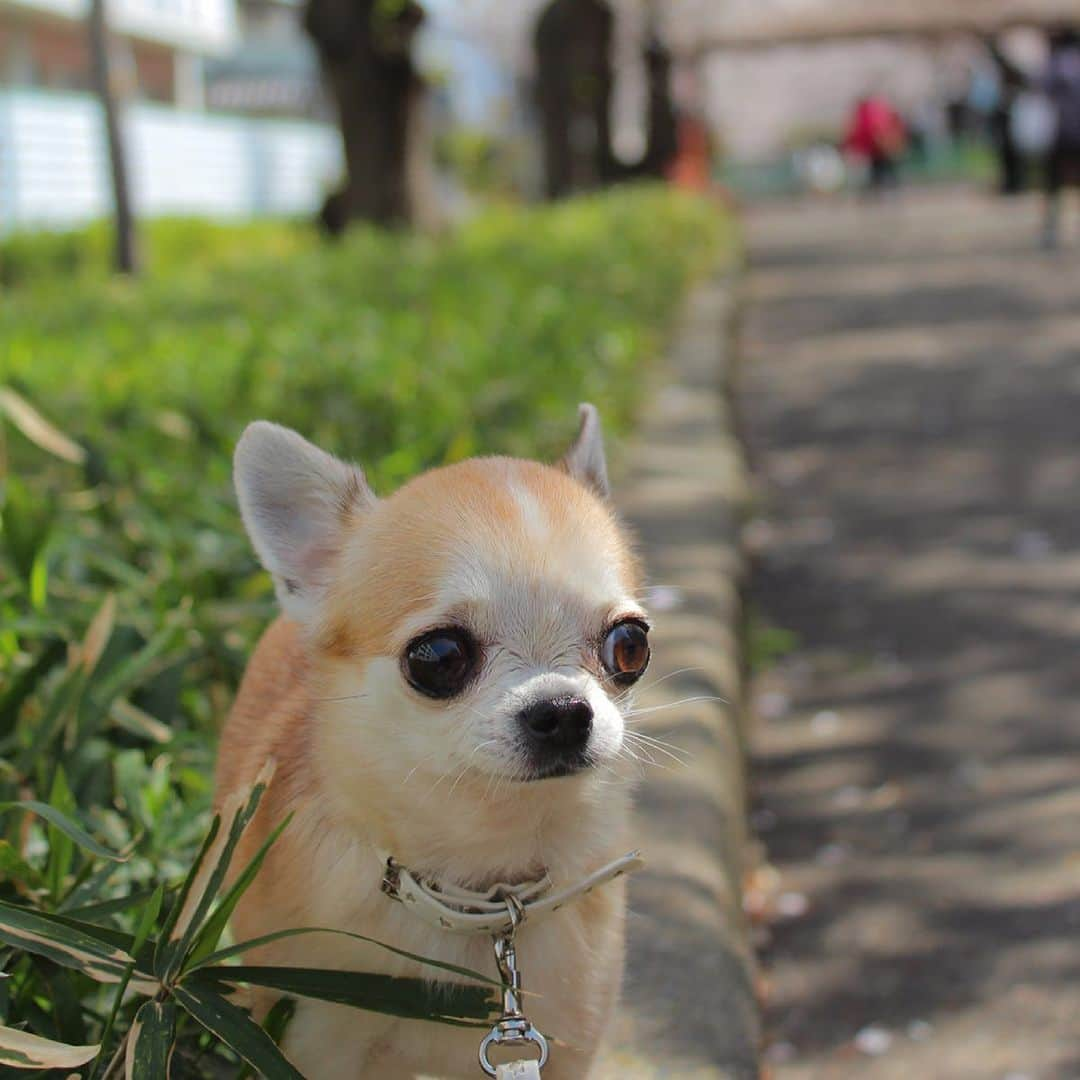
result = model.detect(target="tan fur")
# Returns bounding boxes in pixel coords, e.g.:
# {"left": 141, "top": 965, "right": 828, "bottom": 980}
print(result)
{"left": 217, "top": 452, "right": 642, "bottom": 1079}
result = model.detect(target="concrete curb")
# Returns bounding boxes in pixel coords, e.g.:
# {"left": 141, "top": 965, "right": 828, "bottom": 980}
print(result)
{"left": 597, "top": 273, "right": 760, "bottom": 1078}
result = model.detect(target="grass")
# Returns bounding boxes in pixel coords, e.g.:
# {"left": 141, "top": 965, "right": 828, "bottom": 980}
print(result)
{"left": 0, "top": 186, "right": 727, "bottom": 1075}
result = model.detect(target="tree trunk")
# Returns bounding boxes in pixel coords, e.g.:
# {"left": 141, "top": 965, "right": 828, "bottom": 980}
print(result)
{"left": 304, "top": 0, "right": 425, "bottom": 233}
{"left": 534, "top": 0, "right": 615, "bottom": 200}
{"left": 88, "top": 0, "right": 138, "bottom": 274}
{"left": 638, "top": 33, "right": 678, "bottom": 179}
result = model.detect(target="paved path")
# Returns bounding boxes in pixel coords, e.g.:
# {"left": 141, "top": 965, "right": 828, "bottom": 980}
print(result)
{"left": 741, "top": 190, "right": 1080, "bottom": 1080}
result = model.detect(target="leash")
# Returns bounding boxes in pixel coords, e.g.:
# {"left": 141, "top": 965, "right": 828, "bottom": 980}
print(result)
{"left": 380, "top": 849, "right": 644, "bottom": 1075}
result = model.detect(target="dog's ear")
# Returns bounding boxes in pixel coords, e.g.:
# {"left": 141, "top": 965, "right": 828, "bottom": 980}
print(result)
{"left": 234, "top": 421, "right": 376, "bottom": 620}
{"left": 560, "top": 403, "right": 609, "bottom": 498}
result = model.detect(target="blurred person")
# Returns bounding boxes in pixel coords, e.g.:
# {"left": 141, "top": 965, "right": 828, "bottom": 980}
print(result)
{"left": 1040, "top": 27, "right": 1080, "bottom": 248}
{"left": 985, "top": 38, "right": 1029, "bottom": 194}
{"left": 844, "top": 94, "right": 908, "bottom": 193}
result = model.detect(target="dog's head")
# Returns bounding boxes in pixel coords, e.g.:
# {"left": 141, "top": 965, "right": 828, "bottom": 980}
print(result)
{"left": 233, "top": 406, "right": 647, "bottom": 801}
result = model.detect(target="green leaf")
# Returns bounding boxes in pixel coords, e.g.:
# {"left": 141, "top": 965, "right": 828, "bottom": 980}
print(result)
{"left": 13, "top": 667, "right": 86, "bottom": 776}
{"left": 238, "top": 996, "right": 297, "bottom": 1080}
{"left": 190, "top": 965, "right": 497, "bottom": 1027}
{"left": 262, "top": 995, "right": 296, "bottom": 1046}
{"left": 0, "top": 800, "right": 125, "bottom": 863}
{"left": 172, "top": 981, "right": 304, "bottom": 1080}
{"left": 83, "top": 620, "right": 186, "bottom": 732}
{"left": 0, "top": 636, "right": 64, "bottom": 740}
{"left": 0, "top": 476, "right": 56, "bottom": 585}
{"left": 0, "top": 839, "right": 44, "bottom": 892}
{"left": 159, "top": 762, "right": 273, "bottom": 981}
{"left": 40, "top": 960, "right": 88, "bottom": 1045}
{"left": 154, "top": 814, "right": 221, "bottom": 979}
{"left": 28, "top": 548, "right": 48, "bottom": 611}
{"left": 132, "top": 885, "right": 165, "bottom": 956}
{"left": 125, "top": 1000, "right": 176, "bottom": 1080}
{"left": 87, "top": 892, "right": 163, "bottom": 1080}
{"left": 185, "top": 812, "right": 293, "bottom": 970}
{"left": 45, "top": 768, "right": 76, "bottom": 900}
{"left": 57, "top": 858, "right": 122, "bottom": 914}
{"left": 193, "top": 925, "right": 499, "bottom": 987}
{"left": 0, "top": 899, "right": 155, "bottom": 992}
{"left": 61, "top": 886, "right": 160, "bottom": 924}
{"left": 0, "top": 1023, "right": 99, "bottom": 1069}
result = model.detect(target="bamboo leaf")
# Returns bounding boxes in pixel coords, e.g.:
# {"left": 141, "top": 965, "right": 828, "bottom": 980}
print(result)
{"left": 189, "top": 966, "right": 497, "bottom": 1027}
{"left": 132, "top": 885, "right": 164, "bottom": 956}
{"left": 78, "top": 592, "right": 116, "bottom": 675}
{"left": 14, "top": 667, "right": 86, "bottom": 776}
{"left": 0, "top": 900, "right": 156, "bottom": 992}
{"left": 109, "top": 698, "right": 173, "bottom": 744}
{"left": 0, "top": 387, "right": 87, "bottom": 466}
{"left": 0, "top": 800, "right": 125, "bottom": 862}
{"left": 62, "top": 887, "right": 161, "bottom": 924}
{"left": 86, "top": 621, "right": 184, "bottom": 715}
{"left": 0, "top": 1023, "right": 99, "bottom": 1069}
{"left": 0, "top": 636, "right": 64, "bottom": 740}
{"left": 154, "top": 815, "right": 221, "bottom": 979}
{"left": 160, "top": 760, "right": 274, "bottom": 981}
{"left": 184, "top": 812, "right": 292, "bottom": 971}
{"left": 172, "top": 981, "right": 304, "bottom": 1080}
{"left": 262, "top": 995, "right": 296, "bottom": 1047}
{"left": 0, "top": 839, "right": 44, "bottom": 892}
{"left": 125, "top": 1000, "right": 175, "bottom": 1080}
{"left": 45, "top": 768, "right": 77, "bottom": 900}
{"left": 193, "top": 925, "right": 500, "bottom": 986}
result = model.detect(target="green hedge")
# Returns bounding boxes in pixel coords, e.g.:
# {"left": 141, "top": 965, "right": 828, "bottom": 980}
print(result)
{"left": 0, "top": 187, "right": 726, "bottom": 1075}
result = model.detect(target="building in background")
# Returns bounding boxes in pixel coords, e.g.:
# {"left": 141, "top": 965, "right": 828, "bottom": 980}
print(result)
{"left": 0, "top": 0, "right": 341, "bottom": 231}
{"left": 204, "top": 0, "right": 325, "bottom": 119}
{"left": 0, "top": 0, "right": 234, "bottom": 106}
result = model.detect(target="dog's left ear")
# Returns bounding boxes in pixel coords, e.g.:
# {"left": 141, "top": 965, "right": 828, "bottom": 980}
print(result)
{"left": 234, "top": 421, "right": 377, "bottom": 620}
{"left": 560, "top": 402, "right": 609, "bottom": 498}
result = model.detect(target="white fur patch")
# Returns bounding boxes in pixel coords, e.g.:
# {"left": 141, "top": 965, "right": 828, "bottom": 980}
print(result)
{"left": 511, "top": 482, "right": 549, "bottom": 543}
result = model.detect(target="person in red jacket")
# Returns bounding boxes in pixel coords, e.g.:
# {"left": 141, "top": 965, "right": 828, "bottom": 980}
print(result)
{"left": 844, "top": 95, "right": 908, "bottom": 192}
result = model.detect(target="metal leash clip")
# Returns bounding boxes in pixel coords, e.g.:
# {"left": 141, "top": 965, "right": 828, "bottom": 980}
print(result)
{"left": 478, "top": 894, "right": 549, "bottom": 1076}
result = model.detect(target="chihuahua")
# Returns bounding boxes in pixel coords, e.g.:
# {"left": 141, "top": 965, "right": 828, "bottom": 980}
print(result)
{"left": 215, "top": 405, "right": 649, "bottom": 1078}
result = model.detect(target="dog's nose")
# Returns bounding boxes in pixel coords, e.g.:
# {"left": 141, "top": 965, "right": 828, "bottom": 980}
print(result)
{"left": 519, "top": 695, "right": 593, "bottom": 752}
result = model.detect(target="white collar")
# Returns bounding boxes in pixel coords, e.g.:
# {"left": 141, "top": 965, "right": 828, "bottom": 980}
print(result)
{"left": 379, "top": 849, "right": 644, "bottom": 936}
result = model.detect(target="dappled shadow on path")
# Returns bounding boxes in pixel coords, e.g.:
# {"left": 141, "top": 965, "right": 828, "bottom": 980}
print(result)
{"left": 742, "top": 192, "right": 1080, "bottom": 1076}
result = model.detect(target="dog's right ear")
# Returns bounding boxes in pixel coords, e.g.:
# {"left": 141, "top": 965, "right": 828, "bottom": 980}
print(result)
{"left": 234, "top": 422, "right": 376, "bottom": 621}
{"left": 560, "top": 403, "right": 609, "bottom": 498}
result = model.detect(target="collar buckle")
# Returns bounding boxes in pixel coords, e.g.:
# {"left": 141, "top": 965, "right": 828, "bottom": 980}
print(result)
{"left": 380, "top": 856, "right": 402, "bottom": 901}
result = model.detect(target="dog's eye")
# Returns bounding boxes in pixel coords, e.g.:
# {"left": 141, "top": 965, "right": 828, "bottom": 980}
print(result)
{"left": 601, "top": 620, "right": 650, "bottom": 686}
{"left": 403, "top": 628, "right": 477, "bottom": 699}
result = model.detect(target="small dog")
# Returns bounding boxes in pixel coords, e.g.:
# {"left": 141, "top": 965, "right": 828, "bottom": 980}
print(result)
{"left": 215, "top": 405, "right": 649, "bottom": 1078}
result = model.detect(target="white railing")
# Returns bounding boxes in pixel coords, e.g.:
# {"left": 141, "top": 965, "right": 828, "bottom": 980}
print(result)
{"left": 0, "top": 89, "right": 343, "bottom": 231}
{"left": 0, "top": 0, "right": 236, "bottom": 55}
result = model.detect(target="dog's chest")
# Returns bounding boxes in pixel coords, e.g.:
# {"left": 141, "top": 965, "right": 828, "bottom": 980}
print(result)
{"left": 278, "top": 884, "right": 621, "bottom": 1078}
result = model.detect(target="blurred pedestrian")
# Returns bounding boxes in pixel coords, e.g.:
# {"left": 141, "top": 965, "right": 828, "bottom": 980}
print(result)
{"left": 985, "top": 38, "right": 1028, "bottom": 194}
{"left": 844, "top": 94, "right": 907, "bottom": 194}
{"left": 1040, "top": 27, "right": 1080, "bottom": 248}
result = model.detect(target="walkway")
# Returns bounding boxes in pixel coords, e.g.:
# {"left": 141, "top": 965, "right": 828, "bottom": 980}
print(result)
{"left": 742, "top": 190, "right": 1080, "bottom": 1079}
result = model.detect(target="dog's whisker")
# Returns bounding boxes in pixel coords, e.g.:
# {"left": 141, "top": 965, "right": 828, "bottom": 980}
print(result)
{"left": 624, "top": 730, "right": 691, "bottom": 760}
{"left": 611, "top": 745, "right": 652, "bottom": 776}
{"left": 446, "top": 739, "right": 498, "bottom": 797}
{"left": 623, "top": 731, "right": 690, "bottom": 767}
{"left": 623, "top": 694, "right": 729, "bottom": 718}
{"left": 402, "top": 743, "right": 451, "bottom": 786}
{"left": 615, "top": 666, "right": 711, "bottom": 703}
